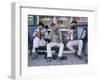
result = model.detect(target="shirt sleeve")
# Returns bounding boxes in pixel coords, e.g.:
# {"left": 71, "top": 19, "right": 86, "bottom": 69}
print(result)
{"left": 33, "top": 29, "right": 38, "bottom": 37}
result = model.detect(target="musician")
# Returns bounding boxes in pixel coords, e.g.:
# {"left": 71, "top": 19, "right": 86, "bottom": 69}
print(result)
{"left": 46, "top": 23, "right": 64, "bottom": 62}
{"left": 32, "top": 23, "right": 46, "bottom": 59}
{"left": 66, "top": 21, "right": 83, "bottom": 60}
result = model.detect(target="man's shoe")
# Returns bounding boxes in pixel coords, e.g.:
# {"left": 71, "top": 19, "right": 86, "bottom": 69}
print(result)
{"left": 74, "top": 51, "right": 78, "bottom": 57}
{"left": 61, "top": 56, "right": 67, "bottom": 60}
{"left": 78, "top": 56, "right": 82, "bottom": 60}
{"left": 52, "top": 55, "right": 57, "bottom": 60}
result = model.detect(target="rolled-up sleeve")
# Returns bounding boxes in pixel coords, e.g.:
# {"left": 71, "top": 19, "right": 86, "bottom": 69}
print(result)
{"left": 33, "top": 29, "right": 37, "bottom": 37}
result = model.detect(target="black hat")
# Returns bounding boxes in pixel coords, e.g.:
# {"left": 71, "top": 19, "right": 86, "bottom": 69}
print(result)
{"left": 50, "top": 23, "right": 55, "bottom": 26}
{"left": 39, "top": 21, "right": 44, "bottom": 27}
{"left": 71, "top": 21, "right": 77, "bottom": 24}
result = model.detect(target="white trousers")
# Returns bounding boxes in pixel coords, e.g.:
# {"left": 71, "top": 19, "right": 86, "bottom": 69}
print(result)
{"left": 32, "top": 37, "right": 46, "bottom": 52}
{"left": 67, "top": 40, "right": 83, "bottom": 56}
{"left": 47, "top": 42, "right": 64, "bottom": 57}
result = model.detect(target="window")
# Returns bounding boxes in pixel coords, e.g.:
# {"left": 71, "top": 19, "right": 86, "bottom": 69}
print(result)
{"left": 28, "top": 15, "right": 37, "bottom": 26}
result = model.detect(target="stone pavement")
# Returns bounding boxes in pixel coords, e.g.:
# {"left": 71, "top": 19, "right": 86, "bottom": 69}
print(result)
{"left": 28, "top": 52, "right": 87, "bottom": 66}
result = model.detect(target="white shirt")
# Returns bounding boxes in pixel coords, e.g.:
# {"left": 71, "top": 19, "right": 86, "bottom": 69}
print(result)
{"left": 33, "top": 28, "right": 48, "bottom": 38}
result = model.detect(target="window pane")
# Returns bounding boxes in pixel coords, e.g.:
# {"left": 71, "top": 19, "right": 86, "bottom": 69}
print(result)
{"left": 28, "top": 15, "right": 34, "bottom": 25}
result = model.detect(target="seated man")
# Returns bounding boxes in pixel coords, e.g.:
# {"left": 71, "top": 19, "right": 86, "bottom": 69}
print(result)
{"left": 46, "top": 23, "right": 64, "bottom": 62}
{"left": 32, "top": 22, "right": 46, "bottom": 59}
{"left": 66, "top": 21, "right": 83, "bottom": 60}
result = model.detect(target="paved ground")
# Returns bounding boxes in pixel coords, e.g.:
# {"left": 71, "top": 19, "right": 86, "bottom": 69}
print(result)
{"left": 28, "top": 52, "right": 88, "bottom": 66}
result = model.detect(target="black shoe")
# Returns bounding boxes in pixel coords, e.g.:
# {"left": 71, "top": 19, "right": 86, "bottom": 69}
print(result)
{"left": 78, "top": 56, "right": 82, "bottom": 60}
{"left": 52, "top": 55, "right": 57, "bottom": 60}
{"left": 46, "top": 57, "right": 52, "bottom": 62}
{"left": 74, "top": 51, "right": 78, "bottom": 57}
{"left": 32, "top": 52, "right": 38, "bottom": 59}
{"left": 61, "top": 56, "right": 67, "bottom": 60}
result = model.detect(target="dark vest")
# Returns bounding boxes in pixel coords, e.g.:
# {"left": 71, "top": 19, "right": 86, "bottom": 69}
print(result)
{"left": 71, "top": 25, "right": 78, "bottom": 40}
